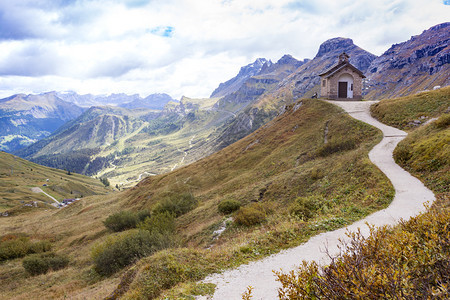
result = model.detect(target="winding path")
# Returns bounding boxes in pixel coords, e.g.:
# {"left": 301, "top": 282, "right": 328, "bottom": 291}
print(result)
{"left": 202, "top": 100, "right": 435, "bottom": 299}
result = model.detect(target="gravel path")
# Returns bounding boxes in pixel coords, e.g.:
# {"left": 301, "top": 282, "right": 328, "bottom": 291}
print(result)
{"left": 31, "top": 187, "right": 61, "bottom": 205}
{"left": 202, "top": 100, "right": 435, "bottom": 300}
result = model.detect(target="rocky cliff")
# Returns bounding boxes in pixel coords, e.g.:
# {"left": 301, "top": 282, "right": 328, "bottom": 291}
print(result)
{"left": 365, "top": 22, "right": 450, "bottom": 99}
{"left": 210, "top": 58, "right": 270, "bottom": 98}
{"left": 289, "top": 37, "right": 376, "bottom": 98}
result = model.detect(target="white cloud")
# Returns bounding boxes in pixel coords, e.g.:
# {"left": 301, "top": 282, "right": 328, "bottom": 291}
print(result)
{"left": 0, "top": 0, "right": 448, "bottom": 99}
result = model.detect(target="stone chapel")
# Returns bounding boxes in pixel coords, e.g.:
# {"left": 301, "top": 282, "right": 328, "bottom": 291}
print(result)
{"left": 319, "top": 53, "right": 365, "bottom": 100}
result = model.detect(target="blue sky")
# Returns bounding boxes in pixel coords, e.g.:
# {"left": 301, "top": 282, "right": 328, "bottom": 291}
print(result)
{"left": 0, "top": 0, "right": 448, "bottom": 99}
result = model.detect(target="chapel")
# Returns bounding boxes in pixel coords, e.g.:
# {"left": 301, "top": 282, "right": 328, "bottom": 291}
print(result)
{"left": 319, "top": 53, "right": 365, "bottom": 100}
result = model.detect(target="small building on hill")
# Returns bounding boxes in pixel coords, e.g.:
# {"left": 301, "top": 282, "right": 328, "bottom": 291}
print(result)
{"left": 319, "top": 53, "right": 365, "bottom": 100}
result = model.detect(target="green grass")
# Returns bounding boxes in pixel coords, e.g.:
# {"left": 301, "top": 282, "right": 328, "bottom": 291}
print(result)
{"left": 0, "top": 98, "right": 394, "bottom": 299}
{"left": 370, "top": 86, "right": 450, "bottom": 130}
{"left": 0, "top": 152, "right": 112, "bottom": 214}
{"left": 274, "top": 87, "right": 450, "bottom": 299}
{"left": 114, "top": 99, "right": 393, "bottom": 298}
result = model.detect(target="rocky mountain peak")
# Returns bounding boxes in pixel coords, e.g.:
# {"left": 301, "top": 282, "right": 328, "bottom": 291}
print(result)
{"left": 210, "top": 58, "right": 269, "bottom": 98}
{"left": 315, "top": 37, "right": 356, "bottom": 58}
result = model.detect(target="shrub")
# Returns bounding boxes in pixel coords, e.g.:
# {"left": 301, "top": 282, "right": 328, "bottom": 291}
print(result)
{"left": 317, "top": 139, "right": 356, "bottom": 157}
{"left": 0, "top": 236, "right": 51, "bottom": 261}
{"left": 23, "top": 252, "right": 69, "bottom": 276}
{"left": 152, "top": 192, "right": 197, "bottom": 217}
{"left": 103, "top": 209, "right": 151, "bottom": 232}
{"left": 275, "top": 208, "right": 450, "bottom": 299}
{"left": 290, "top": 196, "right": 324, "bottom": 220}
{"left": 434, "top": 113, "right": 450, "bottom": 129}
{"left": 136, "top": 209, "right": 151, "bottom": 222}
{"left": 138, "top": 211, "right": 175, "bottom": 236}
{"left": 234, "top": 204, "right": 266, "bottom": 227}
{"left": 137, "top": 212, "right": 176, "bottom": 250}
{"left": 92, "top": 224, "right": 176, "bottom": 276}
{"left": 218, "top": 199, "right": 241, "bottom": 215}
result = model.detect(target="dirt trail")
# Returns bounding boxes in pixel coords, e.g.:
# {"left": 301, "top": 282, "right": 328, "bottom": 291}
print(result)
{"left": 31, "top": 187, "right": 61, "bottom": 206}
{"left": 202, "top": 100, "right": 435, "bottom": 299}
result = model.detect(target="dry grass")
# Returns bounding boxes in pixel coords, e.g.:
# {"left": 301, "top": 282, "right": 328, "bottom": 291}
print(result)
{"left": 0, "top": 98, "right": 394, "bottom": 299}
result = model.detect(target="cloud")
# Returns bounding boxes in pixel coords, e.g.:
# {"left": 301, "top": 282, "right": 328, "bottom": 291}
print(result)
{"left": 0, "top": 0, "right": 449, "bottom": 99}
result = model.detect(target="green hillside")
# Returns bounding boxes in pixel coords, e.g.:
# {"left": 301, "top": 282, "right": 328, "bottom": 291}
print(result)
{"left": 275, "top": 87, "right": 450, "bottom": 299}
{"left": 1, "top": 86, "right": 446, "bottom": 299}
{"left": 0, "top": 151, "right": 111, "bottom": 215}
{"left": 0, "top": 97, "right": 394, "bottom": 299}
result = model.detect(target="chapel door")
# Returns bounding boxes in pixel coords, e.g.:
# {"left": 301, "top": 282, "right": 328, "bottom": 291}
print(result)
{"left": 338, "top": 82, "right": 347, "bottom": 98}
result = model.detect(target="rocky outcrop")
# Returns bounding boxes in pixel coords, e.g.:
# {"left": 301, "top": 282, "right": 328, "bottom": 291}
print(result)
{"left": 210, "top": 58, "right": 270, "bottom": 98}
{"left": 365, "top": 22, "right": 450, "bottom": 99}
{"left": 289, "top": 37, "right": 376, "bottom": 99}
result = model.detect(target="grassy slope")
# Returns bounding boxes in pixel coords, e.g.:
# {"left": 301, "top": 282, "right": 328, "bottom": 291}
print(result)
{"left": 275, "top": 84, "right": 450, "bottom": 299}
{"left": 370, "top": 86, "right": 450, "bottom": 129}
{"left": 119, "top": 99, "right": 393, "bottom": 298}
{"left": 371, "top": 86, "right": 449, "bottom": 201}
{"left": 0, "top": 152, "right": 111, "bottom": 214}
{"left": 0, "top": 98, "right": 394, "bottom": 299}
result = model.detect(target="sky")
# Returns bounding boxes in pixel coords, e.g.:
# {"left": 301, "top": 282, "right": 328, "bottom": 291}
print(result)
{"left": 0, "top": 0, "right": 448, "bottom": 100}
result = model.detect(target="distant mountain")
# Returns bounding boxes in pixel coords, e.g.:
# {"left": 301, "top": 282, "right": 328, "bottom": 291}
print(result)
{"left": 214, "top": 54, "right": 306, "bottom": 111}
{"left": 213, "top": 39, "right": 376, "bottom": 149}
{"left": 365, "top": 22, "right": 450, "bottom": 99}
{"left": 15, "top": 106, "right": 147, "bottom": 174}
{"left": 57, "top": 91, "right": 174, "bottom": 109}
{"left": 210, "top": 58, "right": 271, "bottom": 98}
{"left": 119, "top": 93, "right": 174, "bottom": 110}
{"left": 0, "top": 92, "right": 84, "bottom": 152}
{"left": 290, "top": 37, "right": 377, "bottom": 98}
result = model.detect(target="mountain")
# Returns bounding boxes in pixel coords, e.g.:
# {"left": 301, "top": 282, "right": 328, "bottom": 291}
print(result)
{"left": 57, "top": 91, "right": 174, "bottom": 109}
{"left": 15, "top": 106, "right": 149, "bottom": 175}
{"left": 213, "top": 38, "right": 376, "bottom": 149}
{"left": 0, "top": 92, "right": 84, "bottom": 152}
{"left": 15, "top": 98, "right": 234, "bottom": 184}
{"left": 365, "top": 22, "right": 450, "bottom": 99}
{"left": 119, "top": 93, "right": 174, "bottom": 110}
{"left": 210, "top": 58, "right": 271, "bottom": 98}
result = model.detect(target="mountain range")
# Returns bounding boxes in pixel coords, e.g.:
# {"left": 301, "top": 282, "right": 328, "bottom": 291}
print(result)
{"left": 0, "top": 92, "right": 175, "bottom": 152}
{"left": 7, "top": 22, "right": 450, "bottom": 187}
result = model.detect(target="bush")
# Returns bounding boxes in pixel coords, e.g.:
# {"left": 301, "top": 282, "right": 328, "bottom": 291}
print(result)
{"left": 290, "top": 196, "right": 324, "bottom": 220}
{"left": 152, "top": 193, "right": 197, "bottom": 217}
{"left": 234, "top": 204, "right": 266, "bottom": 227}
{"left": 92, "top": 222, "right": 176, "bottom": 276}
{"left": 0, "top": 235, "right": 51, "bottom": 261}
{"left": 218, "top": 199, "right": 241, "bottom": 215}
{"left": 138, "top": 211, "right": 175, "bottom": 236}
{"left": 137, "top": 212, "right": 176, "bottom": 250}
{"left": 276, "top": 208, "right": 450, "bottom": 299}
{"left": 136, "top": 209, "right": 151, "bottom": 222}
{"left": 103, "top": 209, "right": 151, "bottom": 232}
{"left": 434, "top": 113, "right": 450, "bottom": 128}
{"left": 317, "top": 139, "right": 356, "bottom": 157}
{"left": 23, "top": 252, "right": 69, "bottom": 276}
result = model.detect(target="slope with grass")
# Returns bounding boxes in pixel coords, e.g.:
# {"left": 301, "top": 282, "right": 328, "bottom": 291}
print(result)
{"left": 0, "top": 97, "right": 393, "bottom": 299}
{"left": 0, "top": 152, "right": 111, "bottom": 215}
{"left": 276, "top": 85, "right": 449, "bottom": 299}
{"left": 114, "top": 98, "right": 395, "bottom": 298}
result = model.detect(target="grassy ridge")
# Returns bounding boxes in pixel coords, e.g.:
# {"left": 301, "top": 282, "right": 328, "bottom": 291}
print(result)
{"left": 0, "top": 98, "right": 394, "bottom": 299}
{"left": 370, "top": 86, "right": 450, "bottom": 130}
{"left": 275, "top": 85, "right": 450, "bottom": 299}
{"left": 118, "top": 99, "right": 393, "bottom": 298}
{"left": 0, "top": 151, "right": 111, "bottom": 214}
